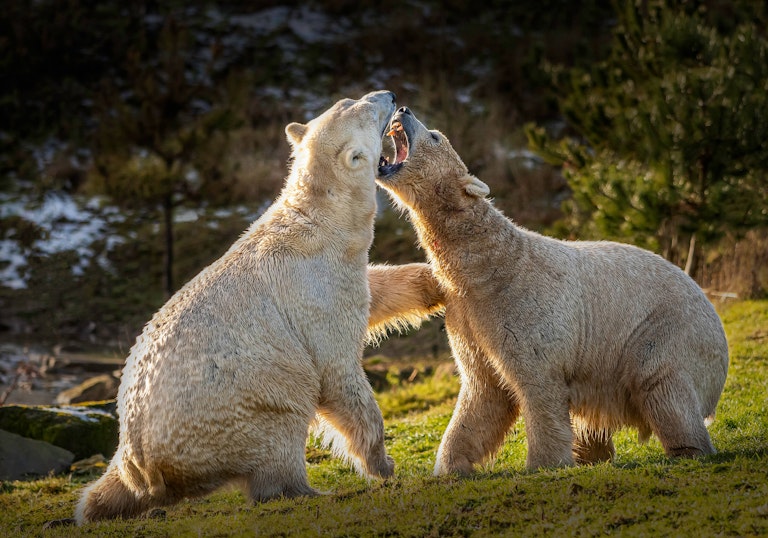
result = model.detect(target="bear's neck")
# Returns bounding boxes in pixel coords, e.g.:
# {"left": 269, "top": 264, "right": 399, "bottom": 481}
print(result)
{"left": 278, "top": 169, "right": 376, "bottom": 260}
{"left": 411, "top": 199, "right": 523, "bottom": 294}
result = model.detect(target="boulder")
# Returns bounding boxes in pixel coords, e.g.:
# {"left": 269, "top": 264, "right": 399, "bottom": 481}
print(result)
{"left": 70, "top": 453, "right": 108, "bottom": 477}
{"left": 0, "top": 402, "right": 118, "bottom": 460}
{"left": 0, "top": 429, "right": 74, "bottom": 480}
{"left": 55, "top": 374, "right": 119, "bottom": 405}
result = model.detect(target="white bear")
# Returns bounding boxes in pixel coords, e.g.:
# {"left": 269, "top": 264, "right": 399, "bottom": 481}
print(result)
{"left": 76, "top": 91, "right": 398, "bottom": 523}
{"left": 376, "top": 106, "right": 729, "bottom": 473}
{"left": 367, "top": 262, "right": 445, "bottom": 340}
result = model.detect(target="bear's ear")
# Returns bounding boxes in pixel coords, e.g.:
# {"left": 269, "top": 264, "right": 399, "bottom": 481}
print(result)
{"left": 462, "top": 176, "right": 490, "bottom": 198}
{"left": 343, "top": 147, "right": 366, "bottom": 170}
{"left": 285, "top": 122, "right": 308, "bottom": 147}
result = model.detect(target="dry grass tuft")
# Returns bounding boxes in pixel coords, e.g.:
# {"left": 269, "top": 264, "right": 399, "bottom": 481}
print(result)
{"left": 698, "top": 230, "right": 768, "bottom": 300}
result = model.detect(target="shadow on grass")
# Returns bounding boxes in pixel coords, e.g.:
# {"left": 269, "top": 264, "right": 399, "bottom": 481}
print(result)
{"left": 707, "top": 446, "right": 768, "bottom": 463}
{"left": 459, "top": 443, "right": 768, "bottom": 482}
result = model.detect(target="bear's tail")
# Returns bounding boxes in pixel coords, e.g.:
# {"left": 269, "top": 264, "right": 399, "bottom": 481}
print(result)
{"left": 367, "top": 263, "right": 445, "bottom": 344}
{"left": 75, "top": 462, "right": 153, "bottom": 524}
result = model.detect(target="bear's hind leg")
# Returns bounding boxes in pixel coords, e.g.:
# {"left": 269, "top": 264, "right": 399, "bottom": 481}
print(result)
{"left": 517, "top": 384, "right": 574, "bottom": 469}
{"left": 75, "top": 464, "right": 157, "bottom": 524}
{"left": 434, "top": 344, "right": 519, "bottom": 476}
{"left": 639, "top": 372, "right": 715, "bottom": 457}
{"left": 245, "top": 466, "right": 319, "bottom": 503}
{"left": 244, "top": 413, "right": 319, "bottom": 502}
{"left": 316, "top": 363, "right": 393, "bottom": 478}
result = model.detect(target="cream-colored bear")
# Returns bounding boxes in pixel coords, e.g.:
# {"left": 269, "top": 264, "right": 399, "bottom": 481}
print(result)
{"left": 376, "top": 106, "right": 729, "bottom": 473}
{"left": 76, "top": 91, "right": 401, "bottom": 523}
{"left": 367, "top": 262, "right": 445, "bottom": 340}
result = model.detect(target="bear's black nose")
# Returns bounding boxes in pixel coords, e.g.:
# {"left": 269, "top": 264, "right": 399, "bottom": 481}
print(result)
{"left": 397, "top": 107, "right": 411, "bottom": 115}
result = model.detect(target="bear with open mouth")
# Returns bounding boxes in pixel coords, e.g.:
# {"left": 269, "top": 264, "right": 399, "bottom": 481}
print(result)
{"left": 376, "top": 106, "right": 729, "bottom": 473}
{"left": 75, "top": 91, "right": 448, "bottom": 524}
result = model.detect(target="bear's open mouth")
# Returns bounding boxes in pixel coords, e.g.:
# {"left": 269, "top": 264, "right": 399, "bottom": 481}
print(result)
{"left": 378, "top": 119, "right": 408, "bottom": 178}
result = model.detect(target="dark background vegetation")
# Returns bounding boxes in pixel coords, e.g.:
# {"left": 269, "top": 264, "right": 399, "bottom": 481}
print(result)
{"left": 1, "top": 0, "right": 765, "bottom": 354}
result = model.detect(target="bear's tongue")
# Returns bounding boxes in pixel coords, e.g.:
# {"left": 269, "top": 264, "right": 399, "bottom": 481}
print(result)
{"left": 387, "top": 121, "right": 409, "bottom": 164}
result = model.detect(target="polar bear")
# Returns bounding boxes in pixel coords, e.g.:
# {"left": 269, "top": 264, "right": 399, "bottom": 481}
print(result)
{"left": 75, "top": 91, "right": 401, "bottom": 524}
{"left": 376, "top": 106, "right": 729, "bottom": 473}
{"left": 367, "top": 262, "right": 445, "bottom": 340}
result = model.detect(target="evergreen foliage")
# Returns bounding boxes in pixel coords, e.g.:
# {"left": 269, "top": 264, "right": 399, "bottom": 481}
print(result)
{"left": 528, "top": 0, "right": 768, "bottom": 273}
{"left": 86, "top": 17, "right": 242, "bottom": 296}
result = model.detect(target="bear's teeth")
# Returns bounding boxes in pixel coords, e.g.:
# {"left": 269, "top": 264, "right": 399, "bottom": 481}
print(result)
{"left": 387, "top": 121, "right": 403, "bottom": 136}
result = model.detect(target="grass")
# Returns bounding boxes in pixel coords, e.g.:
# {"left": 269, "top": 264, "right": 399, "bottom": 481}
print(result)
{"left": 2, "top": 301, "right": 767, "bottom": 537}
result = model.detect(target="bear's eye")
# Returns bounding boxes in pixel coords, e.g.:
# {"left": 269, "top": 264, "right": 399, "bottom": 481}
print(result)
{"left": 430, "top": 132, "right": 441, "bottom": 143}
{"left": 344, "top": 147, "right": 366, "bottom": 169}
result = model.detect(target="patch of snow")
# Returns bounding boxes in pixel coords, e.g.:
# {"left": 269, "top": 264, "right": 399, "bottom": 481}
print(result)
{"left": 464, "top": 59, "right": 493, "bottom": 79}
{"left": 507, "top": 148, "right": 544, "bottom": 163}
{"left": 0, "top": 241, "right": 27, "bottom": 290}
{"left": 26, "top": 137, "right": 67, "bottom": 175}
{"left": 213, "top": 208, "right": 234, "bottom": 219}
{"left": 39, "top": 405, "right": 113, "bottom": 422}
{"left": 367, "top": 68, "right": 403, "bottom": 91}
{"left": 229, "top": 7, "right": 291, "bottom": 35}
{"left": 288, "top": 89, "right": 332, "bottom": 121}
{"left": 143, "top": 13, "right": 164, "bottom": 27}
{"left": 257, "top": 86, "right": 288, "bottom": 101}
{"left": 401, "top": 81, "right": 420, "bottom": 93}
{"left": 0, "top": 191, "right": 126, "bottom": 290}
{"left": 456, "top": 88, "right": 472, "bottom": 105}
{"left": 1, "top": 184, "right": 271, "bottom": 290}
{"left": 505, "top": 147, "right": 546, "bottom": 170}
{"left": 288, "top": 6, "right": 349, "bottom": 44}
{"left": 174, "top": 207, "right": 199, "bottom": 223}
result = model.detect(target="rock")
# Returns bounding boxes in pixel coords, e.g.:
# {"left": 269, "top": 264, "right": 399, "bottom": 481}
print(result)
{"left": 55, "top": 374, "right": 119, "bottom": 405}
{"left": 0, "top": 429, "right": 74, "bottom": 480}
{"left": 49, "top": 347, "right": 124, "bottom": 375}
{"left": 0, "top": 402, "right": 118, "bottom": 460}
{"left": 70, "top": 453, "right": 108, "bottom": 476}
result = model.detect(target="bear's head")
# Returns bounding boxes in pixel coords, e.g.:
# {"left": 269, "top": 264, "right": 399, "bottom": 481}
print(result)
{"left": 285, "top": 90, "right": 396, "bottom": 192}
{"left": 376, "top": 107, "right": 489, "bottom": 213}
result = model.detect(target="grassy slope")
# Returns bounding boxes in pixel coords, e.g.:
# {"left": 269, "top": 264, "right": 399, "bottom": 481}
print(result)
{"left": 1, "top": 301, "right": 767, "bottom": 537}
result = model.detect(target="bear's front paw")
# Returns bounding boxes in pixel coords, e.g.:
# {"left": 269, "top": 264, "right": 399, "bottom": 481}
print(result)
{"left": 434, "top": 454, "right": 474, "bottom": 476}
{"left": 381, "top": 454, "right": 395, "bottom": 478}
{"left": 369, "top": 453, "right": 395, "bottom": 478}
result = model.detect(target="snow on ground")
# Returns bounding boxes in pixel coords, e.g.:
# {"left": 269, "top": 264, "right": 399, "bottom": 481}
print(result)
{"left": 0, "top": 188, "right": 269, "bottom": 290}
{"left": 0, "top": 191, "right": 127, "bottom": 289}
{"left": 0, "top": 3, "right": 512, "bottom": 291}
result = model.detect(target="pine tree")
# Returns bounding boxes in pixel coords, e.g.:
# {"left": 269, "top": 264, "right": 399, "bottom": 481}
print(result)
{"left": 528, "top": 0, "right": 768, "bottom": 274}
{"left": 87, "top": 17, "right": 240, "bottom": 297}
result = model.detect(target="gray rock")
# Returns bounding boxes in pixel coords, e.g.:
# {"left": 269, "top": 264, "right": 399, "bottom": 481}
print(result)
{"left": 0, "top": 429, "right": 74, "bottom": 480}
{"left": 0, "top": 402, "right": 118, "bottom": 460}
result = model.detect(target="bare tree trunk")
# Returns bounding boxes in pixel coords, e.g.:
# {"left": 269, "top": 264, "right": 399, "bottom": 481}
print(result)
{"left": 684, "top": 232, "right": 697, "bottom": 276}
{"left": 162, "top": 195, "right": 174, "bottom": 298}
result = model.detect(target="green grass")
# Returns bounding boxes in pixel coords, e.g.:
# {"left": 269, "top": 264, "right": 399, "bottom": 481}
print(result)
{"left": 2, "top": 301, "right": 767, "bottom": 537}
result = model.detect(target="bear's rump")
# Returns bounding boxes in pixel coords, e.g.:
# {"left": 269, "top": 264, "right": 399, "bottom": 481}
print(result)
{"left": 132, "top": 406, "right": 314, "bottom": 488}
